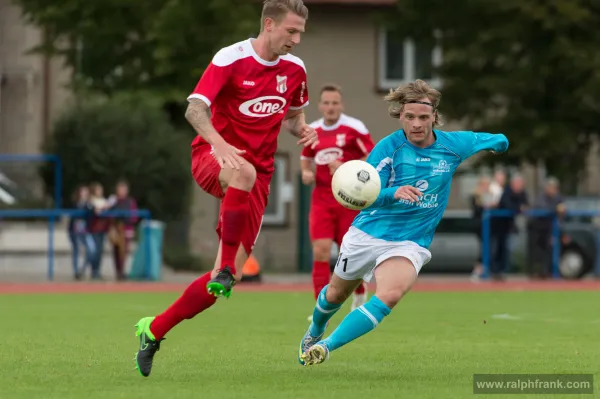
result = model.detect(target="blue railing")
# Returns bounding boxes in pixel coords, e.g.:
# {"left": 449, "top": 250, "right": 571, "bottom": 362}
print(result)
{"left": 481, "top": 209, "right": 600, "bottom": 280}
{"left": 0, "top": 208, "right": 152, "bottom": 280}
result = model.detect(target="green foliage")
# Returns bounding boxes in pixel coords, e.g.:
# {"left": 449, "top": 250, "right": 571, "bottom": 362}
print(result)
{"left": 40, "top": 93, "right": 191, "bottom": 222}
{"left": 14, "top": 0, "right": 261, "bottom": 103}
{"left": 382, "top": 0, "right": 600, "bottom": 181}
{"left": 163, "top": 244, "right": 208, "bottom": 272}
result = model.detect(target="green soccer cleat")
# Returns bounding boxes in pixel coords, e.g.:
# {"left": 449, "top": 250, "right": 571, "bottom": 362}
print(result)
{"left": 300, "top": 343, "right": 330, "bottom": 366}
{"left": 207, "top": 266, "right": 236, "bottom": 298}
{"left": 134, "top": 317, "right": 164, "bottom": 377}
{"left": 298, "top": 327, "right": 325, "bottom": 366}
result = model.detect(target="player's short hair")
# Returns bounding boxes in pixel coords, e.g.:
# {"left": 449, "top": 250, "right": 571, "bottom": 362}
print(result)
{"left": 384, "top": 79, "right": 443, "bottom": 126}
{"left": 319, "top": 83, "right": 342, "bottom": 98}
{"left": 261, "top": 0, "right": 308, "bottom": 31}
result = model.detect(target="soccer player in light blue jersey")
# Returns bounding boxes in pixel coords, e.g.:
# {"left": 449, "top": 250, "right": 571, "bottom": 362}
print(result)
{"left": 298, "top": 79, "right": 509, "bottom": 366}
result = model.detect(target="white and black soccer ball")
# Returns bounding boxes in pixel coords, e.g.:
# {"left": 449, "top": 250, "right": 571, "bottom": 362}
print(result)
{"left": 331, "top": 160, "right": 381, "bottom": 210}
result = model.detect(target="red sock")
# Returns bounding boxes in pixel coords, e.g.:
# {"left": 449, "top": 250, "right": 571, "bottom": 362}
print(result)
{"left": 354, "top": 282, "right": 366, "bottom": 295}
{"left": 312, "top": 261, "right": 331, "bottom": 299}
{"left": 150, "top": 272, "right": 216, "bottom": 340}
{"left": 220, "top": 187, "right": 250, "bottom": 275}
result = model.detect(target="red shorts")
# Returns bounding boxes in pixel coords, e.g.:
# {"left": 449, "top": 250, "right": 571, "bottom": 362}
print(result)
{"left": 309, "top": 188, "right": 359, "bottom": 245}
{"left": 191, "top": 144, "right": 270, "bottom": 255}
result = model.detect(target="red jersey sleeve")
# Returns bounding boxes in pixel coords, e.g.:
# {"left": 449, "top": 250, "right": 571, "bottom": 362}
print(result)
{"left": 300, "top": 143, "right": 315, "bottom": 159}
{"left": 289, "top": 68, "right": 309, "bottom": 110}
{"left": 187, "top": 47, "right": 236, "bottom": 106}
{"left": 350, "top": 120, "right": 375, "bottom": 156}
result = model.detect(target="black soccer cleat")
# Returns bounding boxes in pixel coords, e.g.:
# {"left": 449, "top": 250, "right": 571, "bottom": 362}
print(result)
{"left": 207, "top": 266, "right": 236, "bottom": 298}
{"left": 134, "top": 317, "right": 164, "bottom": 377}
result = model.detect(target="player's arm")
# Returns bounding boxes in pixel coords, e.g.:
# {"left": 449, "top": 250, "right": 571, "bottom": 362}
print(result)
{"left": 185, "top": 99, "right": 223, "bottom": 146}
{"left": 455, "top": 131, "right": 510, "bottom": 160}
{"left": 363, "top": 137, "right": 403, "bottom": 209}
{"left": 354, "top": 123, "right": 376, "bottom": 161}
{"left": 283, "top": 109, "right": 306, "bottom": 137}
{"left": 185, "top": 49, "right": 245, "bottom": 169}
{"left": 300, "top": 140, "right": 316, "bottom": 185}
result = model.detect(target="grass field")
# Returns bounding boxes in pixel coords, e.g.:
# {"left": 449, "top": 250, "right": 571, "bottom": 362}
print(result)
{"left": 1, "top": 288, "right": 599, "bottom": 399}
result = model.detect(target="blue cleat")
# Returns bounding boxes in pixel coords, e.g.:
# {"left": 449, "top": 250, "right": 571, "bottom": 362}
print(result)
{"left": 298, "top": 327, "right": 325, "bottom": 366}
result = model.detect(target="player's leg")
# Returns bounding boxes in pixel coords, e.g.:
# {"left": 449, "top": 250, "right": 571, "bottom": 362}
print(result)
{"left": 308, "top": 192, "right": 337, "bottom": 300}
{"left": 133, "top": 147, "right": 255, "bottom": 377}
{"left": 336, "top": 206, "right": 368, "bottom": 310}
{"left": 206, "top": 156, "right": 257, "bottom": 296}
{"left": 298, "top": 273, "right": 362, "bottom": 365}
{"left": 298, "top": 226, "right": 371, "bottom": 365}
{"left": 303, "top": 242, "right": 430, "bottom": 366}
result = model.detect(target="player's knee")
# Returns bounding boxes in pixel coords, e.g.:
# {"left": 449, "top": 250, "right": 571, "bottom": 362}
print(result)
{"left": 230, "top": 163, "right": 257, "bottom": 190}
{"left": 325, "top": 282, "right": 352, "bottom": 305}
{"left": 376, "top": 286, "right": 409, "bottom": 309}
{"left": 312, "top": 242, "right": 330, "bottom": 262}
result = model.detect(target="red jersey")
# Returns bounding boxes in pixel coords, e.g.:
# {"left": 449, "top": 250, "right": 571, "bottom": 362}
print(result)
{"left": 301, "top": 113, "right": 375, "bottom": 188}
{"left": 188, "top": 39, "right": 309, "bottom": 175}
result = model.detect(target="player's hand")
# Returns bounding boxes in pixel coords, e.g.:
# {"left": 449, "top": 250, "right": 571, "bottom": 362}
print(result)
{"left": 328, "top": 160, "right": 343, "bottom": 175}
{"left": 297, "top": 124, "right": 318, "bottom": 147}
{"left": 212, "top": 141, "right": 246, "bottom": 170}
{"left": 301, "top": 170, "right": 315, "bottom": 185}
{"left": 393, "top": 185, "right": 422, "bottom": 202}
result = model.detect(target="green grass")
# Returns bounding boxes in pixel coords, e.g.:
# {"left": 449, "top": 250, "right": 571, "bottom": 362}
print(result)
{"left": 1, "top": 290, "right": 599, "bottom": 399}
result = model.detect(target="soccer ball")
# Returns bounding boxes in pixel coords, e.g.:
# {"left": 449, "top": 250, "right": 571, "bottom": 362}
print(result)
{"left": 331, "top": 160, "right": 381, "bottom": 210}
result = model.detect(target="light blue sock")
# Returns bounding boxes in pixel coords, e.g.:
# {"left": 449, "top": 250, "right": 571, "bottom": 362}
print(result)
{"left": 309, "top": 285, "right": 342, "bottom": 337}
{"left": 321, "top": 295, "right": 391, "bottom": 351}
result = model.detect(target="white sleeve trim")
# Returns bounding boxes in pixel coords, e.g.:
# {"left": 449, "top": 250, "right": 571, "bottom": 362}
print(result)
{"left": 187, "top": 93, "right": 211, "bottom": 107}
{"left": 289, "top": 101, "right": 309, "bottom": 110}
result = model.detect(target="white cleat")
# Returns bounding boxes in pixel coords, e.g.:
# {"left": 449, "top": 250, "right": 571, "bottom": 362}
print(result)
{"left": 301, "top": 343, "right": 330, "bottom": 366}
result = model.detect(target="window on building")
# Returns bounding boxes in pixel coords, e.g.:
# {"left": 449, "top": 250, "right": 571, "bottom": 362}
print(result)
{"left": 263, "top": 153, "right": 293, "bottom": 226}
{"left": 377, "top": 28, "right": 443, "bottom": 91}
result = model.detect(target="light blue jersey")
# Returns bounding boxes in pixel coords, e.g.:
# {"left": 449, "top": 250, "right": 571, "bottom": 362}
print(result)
{"left": 352, "top": 129, "right": 509, "bottom": 248}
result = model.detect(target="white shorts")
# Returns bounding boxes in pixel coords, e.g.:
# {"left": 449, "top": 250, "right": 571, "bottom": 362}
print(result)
{"left": 334, "top": 226, "right": 432, "bottom": 282}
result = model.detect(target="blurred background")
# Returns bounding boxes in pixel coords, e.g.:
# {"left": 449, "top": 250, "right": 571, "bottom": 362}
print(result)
{"left": 1, "top": 0, "right": 600, "bottom": 283}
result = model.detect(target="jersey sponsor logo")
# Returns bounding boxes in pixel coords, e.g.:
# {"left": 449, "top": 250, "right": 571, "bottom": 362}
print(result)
{"left": 432, "top": 159, "right": 451, "bottom": 175}
{"left": 416, "top": 157, "right": 430, "bottom": 162}
{"left": 399, "top": 193, "right": 439, "bottom": 208}
{"left": 415, "top": 179, "right": 429, "bottom": 191}
{"left": 239, "top": 96, "right": 287, "bottom": 117}
{"left": 276, "top": 75, "right": 288, "bottom": 93}
{"left": 299, "top": 81, "right": 306, "bottom": 103}
{"left": 243, "top": 80, "right": 255, "bottom": 86}
{"left": 314, "top": 147, "right": 343, "bottom": 165}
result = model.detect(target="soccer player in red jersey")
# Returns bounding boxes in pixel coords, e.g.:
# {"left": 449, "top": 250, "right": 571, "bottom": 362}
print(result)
{"left": 300, "top": 84, "right": 375, "bottom": 318}
{"left": 133, "top": 0, "right": 317, "bottom": 377}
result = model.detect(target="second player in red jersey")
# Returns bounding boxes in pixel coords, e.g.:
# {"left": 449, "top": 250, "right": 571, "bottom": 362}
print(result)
{"left": 134, "top": 0, "right": 317, "bottom": 378}
{"left": 300, "top": 84, "right": 375, "bottom": 315}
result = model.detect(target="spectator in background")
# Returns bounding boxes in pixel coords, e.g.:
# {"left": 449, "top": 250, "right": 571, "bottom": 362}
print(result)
{"left": 488, "top": 170, "right": 506, "bottom": 207}
{"left": 526, "top": 177, "right": 565, "bottom": 279}
{"left": 67, "top": 185, "right": 96, "bottom": 280}
{"left": 470, "top": 175, "right": 492, "bottom": 281}
{"left": 88, "top": 182, "right": 110, "bottom": 280}
{"left": 491, "top": 174, "right": 528, "bottom": 280}
{"left": 107, "top": 180, "right": 138, "bottom": 281}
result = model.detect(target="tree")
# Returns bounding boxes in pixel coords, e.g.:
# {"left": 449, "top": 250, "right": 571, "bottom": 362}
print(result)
{"left": 15, "top": 0, "right": 260, "bottom": 104}
{"left": 40, "top": 92, "right": 191, "bottom": 222}
{"left": 382, "top": 0, "right": 600, "bottom": 186}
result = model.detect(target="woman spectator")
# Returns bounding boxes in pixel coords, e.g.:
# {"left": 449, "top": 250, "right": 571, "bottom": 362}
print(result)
{"left": 107, "top": 180, "right": 138, "bottom": 281}
{"left": 67, "top": 185, "right": 96, "bottom": 280}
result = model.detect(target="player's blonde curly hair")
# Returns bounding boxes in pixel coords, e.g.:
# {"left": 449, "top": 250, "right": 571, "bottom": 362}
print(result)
{"left": 384, "top": 79, "right": 443, "bottom": 126}
{"left": 261, "top": 0, "right": 308, "bottom": 31}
